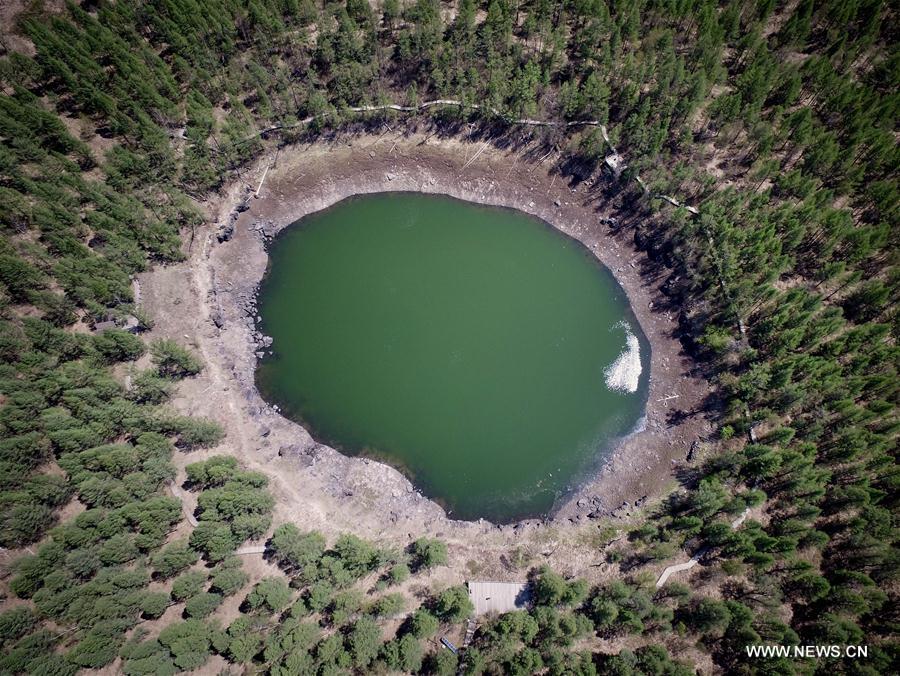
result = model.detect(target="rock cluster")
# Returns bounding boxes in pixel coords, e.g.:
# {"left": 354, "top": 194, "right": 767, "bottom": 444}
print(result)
{"left": 217, "top": 192, "right": 251, "bottom": 242}
{"left": 686, "top": 439, "right": 704, "bottom": 463}
{"left": 250, "top": 219, "right": 277, "bottom": 241}
{"left": 278, "top": 443, "right": 323, "bottom": 467}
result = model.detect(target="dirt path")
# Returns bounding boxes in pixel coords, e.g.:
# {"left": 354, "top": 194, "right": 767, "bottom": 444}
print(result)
{"left": 655, "top": 507, "right": 752, "bottom": 587}
{"left": 138, "top": 132, "right": 713, "bottom": 582}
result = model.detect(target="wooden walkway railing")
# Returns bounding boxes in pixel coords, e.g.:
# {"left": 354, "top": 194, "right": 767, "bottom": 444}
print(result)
{"left": 655, "top": 507, "right": 751, "bottom": 588}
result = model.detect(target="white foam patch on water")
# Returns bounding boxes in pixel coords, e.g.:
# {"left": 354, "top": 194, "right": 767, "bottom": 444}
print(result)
{"left": 604, "top": 323, "right": 642, "bottom": 393}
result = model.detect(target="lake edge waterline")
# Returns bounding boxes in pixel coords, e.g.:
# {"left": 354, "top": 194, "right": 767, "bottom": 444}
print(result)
{"left": 254, "top": 192, "right": 652, "bottom": 523}
{"left": 180, "top": 135, "right": 712, "bottom": 535}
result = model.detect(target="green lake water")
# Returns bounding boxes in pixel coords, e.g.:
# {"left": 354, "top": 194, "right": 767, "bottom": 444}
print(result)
{"left": 256, "top": 193, "right": 649, "bottom": 522}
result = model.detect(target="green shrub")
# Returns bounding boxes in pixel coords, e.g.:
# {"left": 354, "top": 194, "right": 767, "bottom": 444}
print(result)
{"left": 245, "top": 577, "right": 292, "bottom": 614}
{"left": 157, "top": 620, "right": 215, "bottom": 671}
{"left": 370, "top": 592, "right": 405, "bottom": 618}
{"left": 151, "top": 539, "right": 199, "bottom": 579}
{"left": 184, "top": 592, "right": 222, "bottom": 618}
{"left": 407, "top": 609, "right": 439, "bottom": 638}
{"left": 151, "top": 340, "right": 202, "bottom": 378}
{"left": 0, "top": 607, "right": 36, "bottom": 642}
{"left": 388, "top": 562, "right": 410, "bottom": 585}
{"left": 140, "top": 591, "right": 170, "bottom": 619}
{"left": 93, "top": 329, "right": 144, "bottom": 363}
{"left": 210, "top": 561, "right": 249, "bottom": 596}
{"left": 411, "top": 538, "right": 448, "bottom": 571}
{"left": 531, "top": 566, "right": 588, "bottom": 608}
{"left": 174, "top": 418, "right": 224, "bottom": 450}
{"left": 434, "top": 585, "right": 474, "bottom": 622}
{"left": 171, "top": 570, "right": 207, "bottom": 602}
{"left": 347, "top": 616, "right": 381, "bottom": 667}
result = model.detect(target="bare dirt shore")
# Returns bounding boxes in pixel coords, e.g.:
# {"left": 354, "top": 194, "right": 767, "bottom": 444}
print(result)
{"left": 138, "top": 131, "right": 713, "bottom": 579}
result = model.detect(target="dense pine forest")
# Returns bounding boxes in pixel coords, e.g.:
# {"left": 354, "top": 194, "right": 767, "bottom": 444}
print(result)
{"left": 0, "top": 0, "right": 897, "bottom": 674}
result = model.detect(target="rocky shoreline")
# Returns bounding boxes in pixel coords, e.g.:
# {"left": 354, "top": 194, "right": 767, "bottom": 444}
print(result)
{"left": 137, "top": 132, "right": 713, "bottom": 564}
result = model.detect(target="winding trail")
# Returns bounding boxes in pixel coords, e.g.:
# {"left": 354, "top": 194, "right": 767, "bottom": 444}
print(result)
{"left": 218, "top": 99, "right": 704, "bottom": 222}
{"left": 190, "top": 224, "right": 332, "bottom": 527}
{"left": 221, "top": 100, "right": 610, "bottom": 146}
{"left": 168, "top": 482, "right": 198, "bottom": 527}
{"left": 235, "top": 544, "right": 266, "bottom": 555}
{"left": 195, "top": 231, "right": 254, "bottom": 460}
{"left": 655, "top": 507, "right": 751, "bottom": 588}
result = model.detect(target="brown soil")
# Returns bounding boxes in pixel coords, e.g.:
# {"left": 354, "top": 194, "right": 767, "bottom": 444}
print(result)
{"left": 137, "top": 131, "right": 713, "bottom": 581}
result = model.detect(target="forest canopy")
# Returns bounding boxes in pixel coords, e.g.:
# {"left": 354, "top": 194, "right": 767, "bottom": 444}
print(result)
{"left": 0, "top": 0, "right": 896, "bottom": 674}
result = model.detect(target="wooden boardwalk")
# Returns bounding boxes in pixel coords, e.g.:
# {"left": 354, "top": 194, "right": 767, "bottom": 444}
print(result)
{"left": 655, "top": 507, "right": 751, "bottom": 588}
{"left": 168, "top": 482, "right": 198, "bottom": 527}
{"left": 462, "top": 618, "right": 477, "bottom": 648}
{"left": 467, "top": 581, "right": 530, "bottom": 616}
